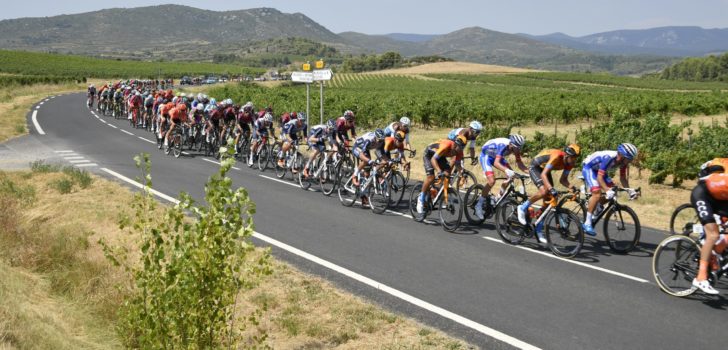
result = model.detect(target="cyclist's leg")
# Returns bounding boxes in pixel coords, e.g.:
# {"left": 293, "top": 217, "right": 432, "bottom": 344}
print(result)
{"left": 583, "top": 168, "right": 602, "bottom": 227}
{"left": 691, "top": 183, "right": 723, "bottom": 294}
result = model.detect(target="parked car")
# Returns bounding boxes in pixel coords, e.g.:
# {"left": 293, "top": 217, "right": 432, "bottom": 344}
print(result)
{"left": 180, "top": 76, "right": 193, "bottom": 85}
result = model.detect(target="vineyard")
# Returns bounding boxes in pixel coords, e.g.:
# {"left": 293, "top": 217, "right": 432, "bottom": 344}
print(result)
{"left": 0, "top": 50, "right": 264, "bottom": 79}
{"left": 0, "top": 74, "right": 84, "bottom": 86}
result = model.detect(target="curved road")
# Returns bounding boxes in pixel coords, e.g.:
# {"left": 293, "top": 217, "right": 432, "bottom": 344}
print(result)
{"left": 22, "top": 93, "right": 727, "bottom": 349}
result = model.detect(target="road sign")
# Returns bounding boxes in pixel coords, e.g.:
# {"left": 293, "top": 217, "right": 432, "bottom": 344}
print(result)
{"left": 315, "top": 60, "right": 325, "bottom": 69}
{"left": 313, "top": 69, "right": 333, "bottom": 81}
{"left": 291, "top": 71, "right": 314, "bottom": 83}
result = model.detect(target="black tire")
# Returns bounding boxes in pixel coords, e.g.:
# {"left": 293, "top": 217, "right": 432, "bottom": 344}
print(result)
{"left": 463, "top": 184, "right": 486, "bottom": 226}
{"left": 298, "top": 155, "right": 317, "bottom": 191}
{"left": 257, "top": 145, "right": 269, "bottom": 171}
{"left": 652, "top": 235, "right": 700, "bottom": 297}
{"left": 455, "top": 169, "right": 478, "bottom": 192}
{"left": 545, "top": 208, "right": 584, "bottom": 258}
{"left": 333, "top": 157, "right": 354, "bottom": 194}
{"left": 563, "top": 198, "right": 587, "bottom": 222}
{"left": 495, "top": 198, "right": 526, "bottom": 245}
{"left": 670, "top": 203, "right": 700, "bottom": 237}
{"left": 408, "top": 182, "right": 429, "bottom": 222}
{"left": 337, "top": 174, "right": 358, "bottom": 207}
{"left": 291, "top": 152, "right": 304, "bottom": 181}
{"left": 173, "top": 134, "right": 182, "bottom": 158}
{"left": 368, "top": 178, "right": 391, "bottom": 214}
{"left": 275, "top": 150, "right": 288, "bottom": 179}
{"left": 603, "top": 205, "right": 640, "bottom": 253}
{"left": 320, "top": 157, "right": 337, "bottom": 196}
{"left": 438, "top": 188, "right": 463, "bottom": 232}
{"left": 388, "top": 171, "right": 407, "bottom": 207}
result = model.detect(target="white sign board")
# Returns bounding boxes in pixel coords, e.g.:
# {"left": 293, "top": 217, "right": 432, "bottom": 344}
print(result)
{"left": 312, "top": 69, "right": 333, "bottom": 81}
{"left": 291, "top": 71, "right": 314, "bottom": 83}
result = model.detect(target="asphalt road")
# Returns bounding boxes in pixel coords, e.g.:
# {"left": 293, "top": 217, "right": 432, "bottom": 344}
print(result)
{"left": 22, "top": 93, "right": 727, "bottom": 349}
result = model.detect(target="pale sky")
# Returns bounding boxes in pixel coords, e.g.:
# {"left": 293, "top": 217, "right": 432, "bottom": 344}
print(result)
{"left": 2, "top": 0, "right": 727, "bottom": 37}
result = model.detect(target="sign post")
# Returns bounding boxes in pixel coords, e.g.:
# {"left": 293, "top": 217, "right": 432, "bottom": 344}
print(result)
{"left": 291, "top": 61, "right": 333, "bottom": 125}
{"left": 312, "top": 65, "right": 333, "bottom": 125}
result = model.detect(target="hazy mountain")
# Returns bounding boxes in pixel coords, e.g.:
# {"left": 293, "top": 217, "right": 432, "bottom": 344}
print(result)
{"left": 522, "top": 26, "right": 728, "bottom": 56}
{"left": 383, "top": 33, "right": 438, "bottom": 43}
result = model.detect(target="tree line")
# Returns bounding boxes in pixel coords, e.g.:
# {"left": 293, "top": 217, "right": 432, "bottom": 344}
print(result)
{"left": 661, "top": 53, "right": 728, "bottom": 82}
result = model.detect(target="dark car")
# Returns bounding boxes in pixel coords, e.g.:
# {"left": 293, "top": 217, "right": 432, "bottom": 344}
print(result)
{"left": 180, "top": 76, "right": 193, "bottom": 85}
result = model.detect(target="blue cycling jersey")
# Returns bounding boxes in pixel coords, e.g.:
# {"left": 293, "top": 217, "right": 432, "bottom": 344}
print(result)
{"left": 582, "top": 150, "right": 620, "bottom": 173}
{"left": 480, "top": 138, "right": 511, "bottom": 159}
{"left": 353, "top": 132, "right": 380, "bottom": 151}
{"left": 282, "top": 119, "right": 306, "bottom": 135}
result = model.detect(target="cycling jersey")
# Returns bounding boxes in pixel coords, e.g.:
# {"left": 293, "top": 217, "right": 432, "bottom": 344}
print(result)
{"left": 581, "top": 150, "right": 624, "bottom": 191}
{"left": 479, "top": 138, "right": 520, "bottom": 176}
{"left": 529, "top": 149, "right": 572, "bottom": 188}
{"left": 334, "top": 116, "right": 356, "bottom": 142}
{"left": 375, "top": 136, "right": 404, "bottom": 159}
{"left": 87, "top": 87, "right": 96, "bottom": 96}
{"left": 424, "top": 139, "right": 463, "bottom": 176}
{"left": 307, "top": 124, "right": 330, "bottom": 151}
{"left": 223, "top": 107, "right": 236, "bottom": 123}
{"left": 169, "top": 107, "right": 185, "bottom": 122}
{"left": 699, "top": 158, "right": 728, "bottom": 200}
{"left": 384, "top": 122, "right": 410, "bottom": 142}
{"left": 352, "top": 132, "right": 380, "bottom": 159}
{"left": 252, "top": 118, "right": 271, "bottom": 141}
{"left": 448, "top": 128, "right": 477, "bottom": 149}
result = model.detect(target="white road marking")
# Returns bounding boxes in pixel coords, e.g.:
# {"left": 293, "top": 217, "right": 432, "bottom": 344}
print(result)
{"left": 99, "top": 167, "right": 539, "bottom": 350}
{"left": 108, "top": 124, "right": 118, "bottom": 129}
{"left": 482, "top": 237, "right": 650, "bottom": 284}
{"left": 138, "top": 136, "right": 155, "bottom": 144}
{"left": 201, "top": 158, "right": 241, "bottom": 170}
{"left": 69, "top": 160, "right": 91, "bottom": 164}
{"left": 35, "top": 106, "right": 40, "bottom": 110}
{"left": 63, "top": 156, "right": 84, "bottom": 160}
{"left": 75, "top": 163, "right": 97, "bottom": 167}
{"left": 31, "top": 111, "right": 45, "bottom": 135}
{"left": 121, "top": 130, "right": 134, "bottom": 136}
{"left": 55, "top": 150, "right": 74, "bottom": 153}
{"left": 258, "top": 174, "right": 311, "bottom": 190}
{"left": 39, "top": 101, "right": 44, "bottom": 105}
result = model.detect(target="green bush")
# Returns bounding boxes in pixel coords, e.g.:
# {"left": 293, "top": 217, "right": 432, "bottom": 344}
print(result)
{"left": 62, "top": 166, "right": 93, "bottom": 189}
{"left": 50, "top": 178, "right": 74, "bottom": 194}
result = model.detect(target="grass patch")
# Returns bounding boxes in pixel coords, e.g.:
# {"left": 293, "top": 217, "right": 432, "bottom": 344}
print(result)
{"left": 63, "top": 166, "right": 93, "bottom": 189}
{"left": 50, "top": 177, "right": 74, "bottom": 194}
{"left": 30, "top": 160, "right": 61, "bottom": 173}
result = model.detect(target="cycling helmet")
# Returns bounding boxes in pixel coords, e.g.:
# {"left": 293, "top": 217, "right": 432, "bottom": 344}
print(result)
{"left": 326, "top": 119, "right": 335, "bottom": 129}
{"left": 263, "top": 112, "right": 273, "bottom": 123}
{"left": 469, "top": 120, "right": 483, "bottom": 133}
{"left": 343, "top": 110, "right": 355, "bottom": 121}
{"left": 172, "top": 96, "right": 178, "bottom": 104}
{"left": 297, "top": 113, "right": 306, "bottom": 125}
{"left": 617, "top": 143, "right": 638, "bottom": 160}
{"left": 196, "top": 103, "right": 204, "bottom": 111}
{"left": 197, "top": 93, "right": 203, "bottom": 101}
{"left": 242, "top": 101, "right": 254, "bottom": 111}
{"left": 180, "top": 93, "right": 186, "bottom": 98}
{"left": 225, "top": 98, "right": 233, "bottom": 106}
{"left": 509, "top": 134, "right": 525, "bottom": 149}
{"left": 178, "top": 104, "right": 187, "bottom": 112}
{"left": 399, "top": 116, "right": 410, "bottom": 126}
{"left": 455, "top": 135, "right": 467, "bottom": 148}
{"left": 291, "top": 111, "right": 298, "bottom": 119}
{"left": 564, "top": 144, "right": 581, "bottom": 157}
{"left": 394, "top": 131, "right": 405, "bottom": 142}
{"left": 374, "top": 128, "right": 384, "bottom": 140}
{"left": 209, "top": 98, "right": 217, "bottom": 105}
{"left": 89, "top": 84, "right": 94, "bottom": 88}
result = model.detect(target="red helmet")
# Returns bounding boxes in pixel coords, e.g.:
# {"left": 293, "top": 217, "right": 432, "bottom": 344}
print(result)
{"left": 291, "top": 111, "right": 298, "bottom": 119}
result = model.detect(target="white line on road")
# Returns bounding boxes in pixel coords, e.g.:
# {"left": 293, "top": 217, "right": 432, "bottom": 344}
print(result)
{"left": 121, "top": 130, "right": 134, "bottom": 136}
{"left": 69, "top": 160, "right": 91, "bottom": 164}
{"left": 99, "top": 167, "right": 540, "bottom": 350}
{"left": 55, "top": 150, "right": 74, "bottom": 153}
{"left": 35, "top": 106, "right": 40, "bottom": 110}
{"left": 108, "top": 124, "right": 118, "bottom": 129}
{"left": 138, "top": 136, "right": 155, "bottom": 144}
{"left": 31, "top": 110, "right": 45, "bottom": 135}
{"left": 63, "top": 156, "right": 84, "bottom": 160}
{"left": 75, "top": 163, "right": 97, "bottom": 167}
{"left": 39, "top": 101, "right": 44, "bottom": 105}
{"left": 201, "top": 158, "right": 241, "bottom": 170}
{"left": 482, "top": 237, "right": 650, "bottom": 284}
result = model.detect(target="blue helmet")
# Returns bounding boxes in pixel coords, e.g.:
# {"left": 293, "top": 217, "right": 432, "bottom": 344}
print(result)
{"left": 374, "top": 128, "right": 384, "bottom": 140}
{"left": 326, "top": 119, "right": 335, "bottom": 129}
{"left": 509, "top": 134, "right": 525, "bottom": 149}
{"left": 617, "top": 143, "right": 638, "bottom": 160}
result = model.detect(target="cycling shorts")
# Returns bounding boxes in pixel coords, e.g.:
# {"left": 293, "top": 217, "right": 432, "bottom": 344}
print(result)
{"left": 691, "top": 181, "right": 728, "bottom": 225}
{"left": 252, "top": 130, "right": 268, "bottom": 141}
{"left": 582, "top": 167, "right": 614, "bottom": 192}
{"left": 529, "top": 165, "right": 553, "bottom": 189}
{"left": 478, "top": 154, "right": 507, "bottom": 177}
{"left": 307, "top": 140, "right": 326, "bottom": 152}
{"left": 352, "top": 146, "right": 370, "bottom": 160}
{"left": 423, "top": 154, "right": 450, "bottom": 176}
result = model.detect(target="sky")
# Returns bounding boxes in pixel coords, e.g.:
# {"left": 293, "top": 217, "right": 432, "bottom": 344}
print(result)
{"left": 2, "top": 0, "right": 727, "bottom": 37}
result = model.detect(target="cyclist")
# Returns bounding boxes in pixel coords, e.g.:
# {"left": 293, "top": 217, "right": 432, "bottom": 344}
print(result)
{"left": 416, "top": 135, "right": 467, "bottom": 215}
{"left": 384, "top": 117, "right": 412, "bottom": 151}
{"left": 332, "top": 110, "right": 357, "bottom": 152}
{"left": 690, "top": 158, "right": 728, "bottom": 294}
{"left": 473, "top": 134, "right": 529, "bottom": 220}
{"left": 448, "top": 121, "right": 483, "bottom": 163}
{"left": 164, "top": 104, "right": 187, "bottom": 147}
{"left": 87, "top": 84, "right": 96, "bottom": 108}
{"left": 248, "top": 112, "right": 275, "bottom": 166}
{"left": 376, "top": 131, "right": 407, "bottom": 164}
{"left": 303, "top": 119, "right": 335, "bottom": 178}
{"left": 277, "top": 114, "right": 307, "bottom": 170}
{"left": 234, "top": 102, "right": 255, "bottom": 155}
{"left": 580, "top": 143, "right": 640, "bottom": 236}
{"left": 351, "top": 128, "right": 385, "bottom": 188}
{"left": 517, "top": 144, "right": 581, "bottom": 243}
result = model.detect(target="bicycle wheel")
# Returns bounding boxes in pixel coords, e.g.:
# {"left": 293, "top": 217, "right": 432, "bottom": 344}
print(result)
{"left": 291, "top": 152, "right": 304, "bottom": 180}
{"left": 463, "top": 184, "right": 486, "bottom": 225}
{"left": 257, "top": 145, "right": 269, "bottom": 171}
{"left": 173, "top": 134, "right": 182, "bottom": 158}
{"left": 298, "top": 156, "right": 317, "bottom": 190}
{"left": 368, "top": 179, "right": 391, "bottom": 214}
{"left": 337, "top": 174, "right": 358, "bottom": 207}
{"left": 335, "top": 157, "right": 355, "bottom": 191}
{"left": 275, "top": 150, "right": 288, "bottom": 179}
{"left": 388, "top": 171, "right": 407, "bottom": 208}
{"left": 603, "top": 205, "right": 640, "bottom": 253}
{"left": 562, "top": 198, "right": 587, "bottom": 222}
{"left": 670, "top": 203, "right": 700, "bottom": 237}
{"left": 652, "top": 235, "right": 700, "bottom": 297}
{"left": 320, "top": 158, "right": 337, "bottom": 196}
{"left": 456, "top": 170, "right": 478, "bottom": 192}
{"left": 408, "top": 182, "right": 430, "bottom": 222}
{"left": 163, "top": 137, "right": 172, "bottom": 155}
{"left": 438, "top": 188, "right": 463, "bottom": 232}
{"left": 495, "top": 198, "right": 526, "bottom": 245}
{"left": 545, "top": 208, "right": 584, "bottom": 258}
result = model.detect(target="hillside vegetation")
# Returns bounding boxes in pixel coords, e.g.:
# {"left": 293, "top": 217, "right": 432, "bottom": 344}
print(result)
{"left": 661, "top": 52, "right": 728, "bottom": 82}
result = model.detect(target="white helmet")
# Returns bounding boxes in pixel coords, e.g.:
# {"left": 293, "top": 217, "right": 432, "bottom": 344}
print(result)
{"left": 509, "top": 134, "right": 525, "bottom": 149}
{"left": 264, "top": 112, "right": 273, "bottom": 123}
{"left": 469, "top": 120, "right": 483, "bottom": 132}
{"left": 197, "top": 93, "right": 203, "bottom": 100}
{"left": 196, "top": 103, "right": 204, "bottom": 111}
{"left": 180, "top": 93, "right": 186, "bottom": 98}
{"left": 225, "top": 98, "right": 233, "bottom": 106}
{"left": 89, "top": 84, "right": 94, "bottom": 88}
{"left": 399, "top": 116, "right": 410, "bottom": 126}
{"left": 172, "top": 97, "right": 178, "bottom": 104}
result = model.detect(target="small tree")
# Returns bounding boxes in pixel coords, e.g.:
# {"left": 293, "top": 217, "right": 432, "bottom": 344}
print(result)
{"left": 103, "top": 146, "right": 271, "bottom": 349}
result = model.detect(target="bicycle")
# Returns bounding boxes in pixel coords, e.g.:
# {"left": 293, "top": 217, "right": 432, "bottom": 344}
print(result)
{"left": 275, "top": 140, "right": 303, "bottom": 181}
{"left": 204, "top": 126, "right": 221, "bottom": 159}
{"left": 392, "top": 149, "right": 416, "bottom": 186}
{"left": 495, "top": 190, "right": 585, "bottom": 258}
{"left": 164, "top": 124, "right": 183, "bottom": 158}
{"left": 652, "top": 230, "right": 728, "bottom": 297}
{"left": 328, "top": 145, "right": 356, "bottom": 197}
{"left": 463, "top": 174, "right": 529, "bottom": 225}
{"left": 452, "top": 161, "right": 478, "bottom": 192}
{"left": 338, "top": 162, "right": 392, "bottom": 214}
{"left": 407, "top": 174, "right": 464, "bottom": 232}
{"left": 565, "top": 185, "right": 642, "bottom": 253}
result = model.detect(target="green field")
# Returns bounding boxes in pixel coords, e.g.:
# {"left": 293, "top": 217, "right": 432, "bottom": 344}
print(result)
{"left": 0, "top": 50, "right": 264, "bottom": 79}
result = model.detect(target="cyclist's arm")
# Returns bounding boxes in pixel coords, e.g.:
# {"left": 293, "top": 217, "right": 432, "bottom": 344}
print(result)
{"left": 559, "top": 170, "right": 571, "bottom": 189}
{"left": 619, "top": 165, "right": 629, "bottom": 188}
{"left": 493, "top": 156, "right": 509, "bottom": 172}
{"left": 515, "top": 153, "right": 528, "bottom": 172}
{"left": 596, "top": 171, "right": 612, "bottom": 192}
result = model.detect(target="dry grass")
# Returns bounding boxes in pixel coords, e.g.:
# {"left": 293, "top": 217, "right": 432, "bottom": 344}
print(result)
{"left": 0, "top": 169, "right": 471, "bottom": 349}
{"left": 372, "top": 62, "right": 537, "bottom": 75}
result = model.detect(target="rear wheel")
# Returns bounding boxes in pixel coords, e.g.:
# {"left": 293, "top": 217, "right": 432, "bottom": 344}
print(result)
{"left": 368, "top": 179, "right": 391, "bottom": 214}
{"left": 545, "top": 208, "right": 584, "bottom": 258}
{"left": 408, "top": 182, "right": 429, "bottom": 222}
{"left": 670, "top": 203, "right": 700, "bottom": 237}
{"left": 495, "top": 198, "right": 526, "bottom": 245}
{"left": 337, "top": 175, "right": 358, "bottom": 207}
{"left": 438, "top": 188, "right": 462, "bottom": 232}
{"left": 320, "top": 157, "right": 337, "bottom": 196}
{"left": 652, "top": 235, "right": 700, "bottom": 297}
{"left": 463, "top": 184, "right": 486, "bottom": 225}
{"left": 603, "top": 205, "right": 640, "bottom": 253}
{"left": 455, "top": 169, "right": 477, "bottom": 192}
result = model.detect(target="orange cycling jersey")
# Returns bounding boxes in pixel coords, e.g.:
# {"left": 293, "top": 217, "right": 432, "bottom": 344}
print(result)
{"left": 427, "top": 139, "right": 463, "bottom": 161}
{"left": 169, "top": 107, "right": 185, "bottom": 122}
{"left": 383, "top": 137, "right": 404, "bottom": 153}
{"left": 702, "top": 158, "right": 728, "bottom": 200}
{"left": 532, "top": 149, "right": 573, "bottom": 171}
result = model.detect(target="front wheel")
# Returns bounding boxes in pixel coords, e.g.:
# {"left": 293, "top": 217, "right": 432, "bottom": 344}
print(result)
{"left": 670, "top": 203, "right": 700, "bottom": 237}
{"left": 368, "top": 179, "right": 391, "bottom": 214}
{"left": 298, "top": 157, "right": 318, "bottom": 191}
{"left": 463, "top": 184, "right": 486, "bottom": 226}
{"left": 495, "top": 198, "right": 526, "bottom": 245}
{"left": 275, "top": 150, "right": 288, "bottom": 179}
{"left": 408, "top": 182, "right": 429, "bottom": 222}
{"left": 257, "top": 144, "right": 270, "bottom": 171}
{"left": 545, "top": 208, "right": 584, "bottom": 258}
{"left": 337, "top": 175, "right": 358, "bottom": 207}
{"left": 652, "top": 235, "right": 700, "bottom": 297}
{"left": 173, "top": 134, "right": 182, "bottom": 158}
{"left": 319, "top": 158, "right": 337, "bottom": 196}
{"left": 438, "top": 188, "right": 462, "bottom": 232}
{"left": 603, "top": 205, "right": 640, "bottom": 253}
{"left": 388, "top": 171, "right": 407, "bottom": 208}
